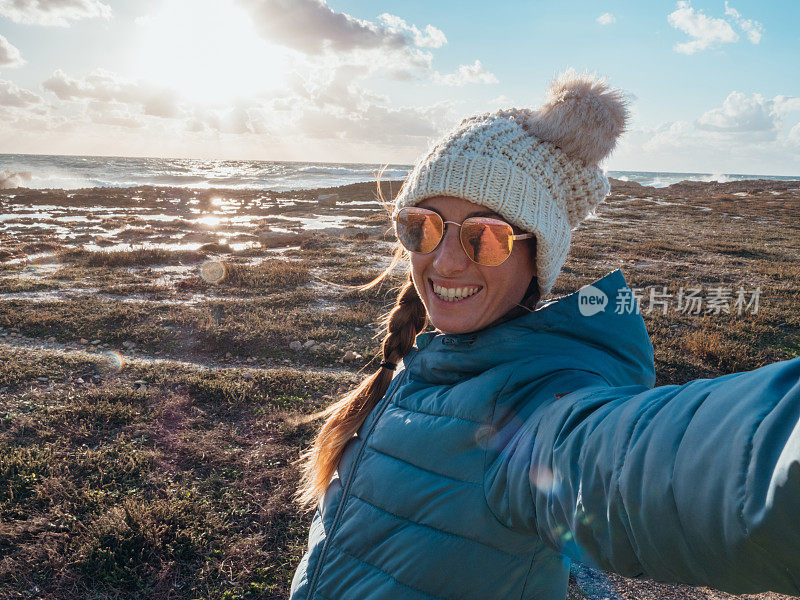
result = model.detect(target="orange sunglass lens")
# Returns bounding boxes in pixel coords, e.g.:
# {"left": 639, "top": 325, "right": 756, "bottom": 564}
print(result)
{"left": 396, "top": 209, "right": 443, "bottom": 254}
{"left": 460, "top": 218, "right": 514, "bottom": 266}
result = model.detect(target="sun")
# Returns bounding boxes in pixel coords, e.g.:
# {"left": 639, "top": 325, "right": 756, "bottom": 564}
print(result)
{"left": 136, "top": 0, "right": 290, "bottom": 104}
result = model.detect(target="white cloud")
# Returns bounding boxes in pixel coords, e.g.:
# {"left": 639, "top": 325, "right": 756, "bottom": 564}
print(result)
{"left": 187, "top": 102, "right": 272, "bottom": 135}
{"left": 377, "top": 13, "right": 446, "bottom": 48}
{"left": 696, "top": 91, "right": 782, "bottom": 136}
{"left": 787, "top": 122, "right": 800, "bottom": 148}
{"left": 235, "top": 0, "right": 441, "bottom": 54}
{"left": 87, "top": 101, "right": 144, "bottom": 129}
{"left": 29, "top": 62, "right": 456, "bottom": 155}
{"left": 738, "top": 19, "right": 763, "bottom": 44}
{"left": 43, "top": 68, "right": 118, "bottom": 101}
{"left": 42, "top": 69, "right": 184, "bottom": 119}
{"left": 0, "top": 34, "right": 24, "bottom": 67}
{"left": 596, "top": 13, "right": 616, "bottom": 25}
{"left": 723, "top": 2, "right": 741, "bottom": 19}
{"left": 234, "top": 0, "right": 445, "bottom": 82}
{"left": 0, "top": 79, "right": 42, "bottom": 107}
{"left": 724, "top": 1, "right": 764, "bottom": 44}
{"left": 667, "top": 1, "right": 738, "bottom": 54}
{"left": 640, "top": 120, "right": 695, "bottom": 153}
{"left": 774, "top": 95, "right": 800, "bottom": 118}
{"left": 610, "top": 118, "right": 799, "bottom": 175}
{"left": 271, "top": 63, "right": 455, "bottom": 144}
{"left": 609, "top": 91, "right": 800, "bottom": 174}
{"left": 0, "top": 0, "right": 111, "bottom": 26}
{"left": 434, "top": 60, "right": 498, "bottom": 87}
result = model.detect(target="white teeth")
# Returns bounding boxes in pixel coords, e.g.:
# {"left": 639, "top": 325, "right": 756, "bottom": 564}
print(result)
{"left": 433, "top": 283, "right": 480, "bottom": 302}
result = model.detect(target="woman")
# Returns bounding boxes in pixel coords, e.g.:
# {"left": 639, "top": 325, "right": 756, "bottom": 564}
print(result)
{"left": 290, "top": 71, "right": 800, "bottom": 600}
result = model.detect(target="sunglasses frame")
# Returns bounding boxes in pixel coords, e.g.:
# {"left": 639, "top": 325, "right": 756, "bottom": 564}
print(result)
{"left": 394, "top": 206, "right": 534, "bottom": 266}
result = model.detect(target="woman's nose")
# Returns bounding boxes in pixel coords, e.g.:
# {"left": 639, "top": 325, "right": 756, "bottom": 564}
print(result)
{"left": 432, "top": 225, "right": 470, "bottom": 275}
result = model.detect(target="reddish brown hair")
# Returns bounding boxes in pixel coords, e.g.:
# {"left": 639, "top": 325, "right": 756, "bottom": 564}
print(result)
{"left": 295, "top": 272, "right": 426, "bottom": 509}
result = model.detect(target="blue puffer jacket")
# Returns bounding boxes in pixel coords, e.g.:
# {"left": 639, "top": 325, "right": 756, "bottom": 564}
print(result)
{"left": 290, "top": 269, "right": 800, "bottom": 600}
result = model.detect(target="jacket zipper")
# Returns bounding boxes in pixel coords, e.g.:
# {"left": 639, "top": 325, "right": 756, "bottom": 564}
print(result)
{"left": 306, "top": 367, "right": 411, "bottom": 598}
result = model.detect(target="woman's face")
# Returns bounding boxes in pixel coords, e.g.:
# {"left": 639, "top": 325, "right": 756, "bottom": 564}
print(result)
{"left": 409, "top": 196, "right": 537, "bottom": 335}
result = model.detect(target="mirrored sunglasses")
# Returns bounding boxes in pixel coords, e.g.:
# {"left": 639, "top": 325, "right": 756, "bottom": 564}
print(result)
{"left": 394, "top": 207, "right": 534, "bottom": 266}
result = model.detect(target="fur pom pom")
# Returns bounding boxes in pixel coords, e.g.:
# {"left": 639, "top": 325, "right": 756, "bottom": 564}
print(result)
{"left": 526, "top": 69, "right": 628, "bottom": 166}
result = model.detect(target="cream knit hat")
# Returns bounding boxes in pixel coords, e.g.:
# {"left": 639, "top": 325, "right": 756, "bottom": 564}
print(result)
{"left": 393, "top": 70, "right": 628, "bottom": 299}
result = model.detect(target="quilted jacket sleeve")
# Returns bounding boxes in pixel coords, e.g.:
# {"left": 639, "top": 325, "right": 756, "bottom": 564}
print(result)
{"left": 484, "top": 357, "right": 800, "bottom": 595}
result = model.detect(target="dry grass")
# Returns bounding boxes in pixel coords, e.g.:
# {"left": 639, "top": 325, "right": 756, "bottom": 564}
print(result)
{"left": 0, "top": 346, "right": 357, "bottom": 599}
{"left": 0, "top": 178, "right": 798, "bottom": 599}
{"left": 60, "top": 248, "right": 205, "bottom": 268}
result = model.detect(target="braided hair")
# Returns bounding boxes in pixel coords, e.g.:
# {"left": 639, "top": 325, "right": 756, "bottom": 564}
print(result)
{"left": 295, "top": 273, "right": 426, "bottom": 509}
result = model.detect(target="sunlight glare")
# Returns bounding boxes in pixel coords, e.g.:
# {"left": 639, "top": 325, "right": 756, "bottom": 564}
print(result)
{"left": 197, "top": 215, "right": 223, "bottom": 226}
{"left": 137, "top": 0, "right": 289, "bottom": 103}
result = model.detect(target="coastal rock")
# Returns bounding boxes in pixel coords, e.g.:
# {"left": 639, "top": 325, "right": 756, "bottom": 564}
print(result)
{"left": 257, "top": 229, "right": 309, "bottom": 249}
{"left": 342, "top": 350, "right": 362, "bottom": 362}
{"left": 317, "top": 192, "right": 339, "bottom": 206}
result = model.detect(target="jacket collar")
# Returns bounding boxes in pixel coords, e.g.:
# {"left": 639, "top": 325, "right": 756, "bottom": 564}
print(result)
{"left": 407, "top": 269, "right": 656, "bottom": 388}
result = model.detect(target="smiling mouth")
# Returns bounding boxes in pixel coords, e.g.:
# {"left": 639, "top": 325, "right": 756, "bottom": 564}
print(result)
{"left": 430, "top": 280, "right": 482, "bottom": 302}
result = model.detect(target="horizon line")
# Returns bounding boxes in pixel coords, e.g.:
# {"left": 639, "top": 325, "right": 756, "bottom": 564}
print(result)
{"left": 1, "top": 151, "right": 799, "bottom": 179}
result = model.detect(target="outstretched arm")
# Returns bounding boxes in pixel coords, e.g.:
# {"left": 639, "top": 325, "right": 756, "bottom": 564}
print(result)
{"left": 485, "top": 357, "right": 800, "bottom": 594}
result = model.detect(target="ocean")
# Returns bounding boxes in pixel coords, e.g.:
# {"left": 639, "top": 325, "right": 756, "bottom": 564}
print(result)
{"left": 1, "top": 153, "right": 798, "bottom": 191}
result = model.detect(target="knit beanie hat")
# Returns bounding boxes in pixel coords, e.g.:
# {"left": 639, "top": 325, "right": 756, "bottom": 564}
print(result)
{"left": 393, "top": 70, "right": 628, "bottom": 299}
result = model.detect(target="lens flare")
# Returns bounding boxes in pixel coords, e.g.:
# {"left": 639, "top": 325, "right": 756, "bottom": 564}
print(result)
{"left": 200, "top": 260, "right": 226, "bottom": 283}
{"left": 103, "top": 351, "right": 125, "bottom": 373}
{"left": 474, "top": 424, "right": 497, "bottom": 449}
{"left": 529, "top": 463, "right": 560, "bottom": 494}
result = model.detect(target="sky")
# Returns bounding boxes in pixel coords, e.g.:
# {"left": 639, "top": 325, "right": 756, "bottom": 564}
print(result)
{"left": 0, "top": 0, "right": 798, "bottom": 175}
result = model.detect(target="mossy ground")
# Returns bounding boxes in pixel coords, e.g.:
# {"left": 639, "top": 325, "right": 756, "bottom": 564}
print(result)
{"left": 0, "top": 179, "right": 798, "bottom": 599}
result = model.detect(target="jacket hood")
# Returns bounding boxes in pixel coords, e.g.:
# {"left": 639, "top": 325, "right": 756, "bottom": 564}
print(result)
{"left": 408, "top": 269, "right": 656, "bottom": 388}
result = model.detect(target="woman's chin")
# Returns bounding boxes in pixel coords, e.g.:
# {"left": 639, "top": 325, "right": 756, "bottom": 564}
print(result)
{"left": 427, "top": 303, "right": 486, "bottom": 335}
